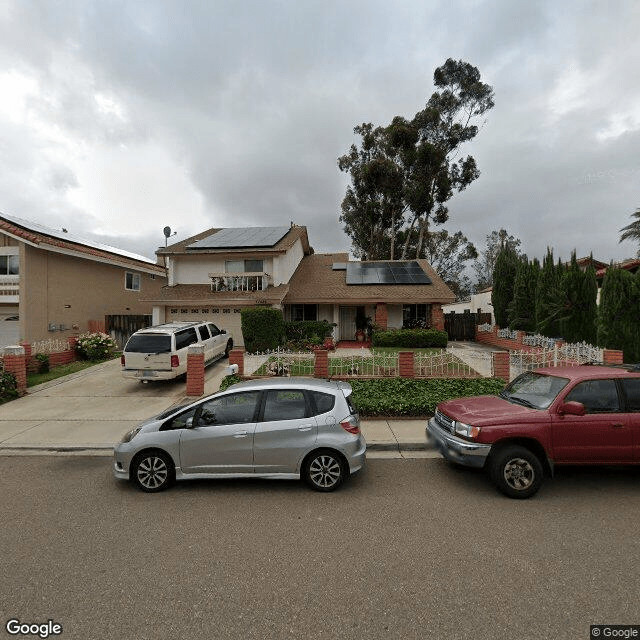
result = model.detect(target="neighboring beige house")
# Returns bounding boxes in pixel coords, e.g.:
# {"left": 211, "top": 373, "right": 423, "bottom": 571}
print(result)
{"left": 0, "top": 212, "right": 167, "bottom": 347}
{"left": 147, "top": 224, "right": 455, "bottom": 347}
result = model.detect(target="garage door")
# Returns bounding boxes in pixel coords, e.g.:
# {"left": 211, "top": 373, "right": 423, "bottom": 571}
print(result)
{"left": 168, "top": 306, "right": 245, "bottom": 347}
{"left": 0, "top": 312, "right": 20, "bottom": 349}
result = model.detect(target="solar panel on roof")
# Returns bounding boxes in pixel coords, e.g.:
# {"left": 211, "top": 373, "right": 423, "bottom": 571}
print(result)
{"left": 186, "top": 226, "right": 290, "bottom": 250}
{"left": 345, "top": 261, "right": 431, "bottom": 285}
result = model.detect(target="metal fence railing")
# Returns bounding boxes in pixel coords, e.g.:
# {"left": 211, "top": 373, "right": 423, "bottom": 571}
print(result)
{"left": 31, "top": 338, "right": 72, "bottom": 355}
{"left": 244, "top": 348, "right": 315, "bottom": 377}
{"left": 329, "top": 351, "right": 399, "bottom": 378}
{"left": 510, "top": 342, "right": 603, "bottom": 379}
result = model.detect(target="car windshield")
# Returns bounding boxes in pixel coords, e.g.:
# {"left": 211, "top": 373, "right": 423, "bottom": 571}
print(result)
{"left": 499, "top": 371, "right": 569, "bottom": 410}
{"left": 125, "top": 334, "right": 171, "bottom": 353}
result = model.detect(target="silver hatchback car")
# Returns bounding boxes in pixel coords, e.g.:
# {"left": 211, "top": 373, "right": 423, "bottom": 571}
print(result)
{"left": 114, "top": 377, "right": 366, "bottom": 492}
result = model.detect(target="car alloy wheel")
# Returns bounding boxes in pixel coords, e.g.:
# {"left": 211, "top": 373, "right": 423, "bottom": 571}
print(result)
{"left": 489, "top": 445, "right": 543, "bottom": 499}
{"left": 305, "top": 450, "right": 345, "bottom": 492}
{"left": 133, "top": 452, "right": 173, "bottom": 492}
{"left": 503, "top": 457, "right": 535, "bottom": 491}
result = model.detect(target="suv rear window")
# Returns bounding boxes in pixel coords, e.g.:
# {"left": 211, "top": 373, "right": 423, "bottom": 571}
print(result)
{"left": 125, "top": 334, "right": 171, "bottom": 354}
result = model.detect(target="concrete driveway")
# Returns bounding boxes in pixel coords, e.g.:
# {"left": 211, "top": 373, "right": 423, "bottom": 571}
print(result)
{"left": 0, "top": 358, "right": 229, "bottom": 452}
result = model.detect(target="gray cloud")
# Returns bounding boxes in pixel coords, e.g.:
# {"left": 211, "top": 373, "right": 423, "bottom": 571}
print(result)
{"left": 0, "top": 0, "right": 638, "bottom": 267}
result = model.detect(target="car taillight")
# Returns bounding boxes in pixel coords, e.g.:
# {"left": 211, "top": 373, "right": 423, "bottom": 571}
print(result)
{"left": 171, "top": 355, "right": 180, "bottom": 368}
{"left": 120, "top": 355, "right": 125, "bottom": 366}
{"left": 340, "top": 419, "right": 360, "bottom": 434}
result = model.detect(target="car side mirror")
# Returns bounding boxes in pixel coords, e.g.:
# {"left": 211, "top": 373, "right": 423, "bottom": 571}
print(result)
{"left": 221, "top": 329, "right": 227, "bottom": 334}
{"left": 558, "top": 401, "right": 586, "bottom": 416}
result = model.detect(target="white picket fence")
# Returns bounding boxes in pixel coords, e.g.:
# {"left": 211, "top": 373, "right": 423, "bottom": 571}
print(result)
{"left": 509, "top": 342, "right": 603, "bottom": 379}
{"left": 31, "top": 338, "right": 72, "bottom": 355}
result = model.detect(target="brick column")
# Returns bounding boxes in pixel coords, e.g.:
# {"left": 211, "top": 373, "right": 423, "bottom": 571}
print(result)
{"left": 399, "top": 351, "right": 415, "bottom": 378}
{"left": 603, "top": 349, "right": 623, "bottom": 365}
{"left": 3, "top": 345, "right": 27, "bottom": 395}
{"left": 492, "top": 351, "right": 510, "bottom": 381}
{"left": 431, "top": 304, "right": 445, "bottom": 331}
{"left": 228, "top": 349, "right": 245, "bottom": 376}
{"left": 186, "top": 345, "right": 205, "bottom": 397}
{"left": 314, "top": 350, "right": 329, "bottom": 378}
{"left": 374, "top": 303, "right": 388, "bottom": 330}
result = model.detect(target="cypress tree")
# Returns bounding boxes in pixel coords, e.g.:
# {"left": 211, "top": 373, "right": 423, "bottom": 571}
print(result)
{"left": 492, "top": 246, "right": 518, "bottom": 327}
{"left": 597, "top": 267, "right": 635, "bottom": 359}
{"left": 508, "top": 256, "right": 538, "bottom": 331}
{"left": 536, "top": 249, "right": 564, "bottom": 337}
{"left": 578, "top": 261, "right": 598, "bottom": 345}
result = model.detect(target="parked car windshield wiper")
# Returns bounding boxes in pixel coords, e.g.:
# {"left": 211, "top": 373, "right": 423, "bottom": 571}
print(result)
{"left": 508, "top": 395, "right": 537, "bottom": 409}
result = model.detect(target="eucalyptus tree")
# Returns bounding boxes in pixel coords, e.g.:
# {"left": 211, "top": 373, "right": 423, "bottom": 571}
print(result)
{"left": 338, "top": 58, "right": 494, "bottom": 260}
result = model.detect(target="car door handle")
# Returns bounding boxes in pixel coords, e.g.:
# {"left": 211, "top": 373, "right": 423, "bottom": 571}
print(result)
{"left": 298, "top": 425, "right": 313, "bottom": 432}
{"left": 611, "top": 423, "right": 625, "bottom": 428}
{"left": 233, "top": 431, "right": 248, "bottom": 438}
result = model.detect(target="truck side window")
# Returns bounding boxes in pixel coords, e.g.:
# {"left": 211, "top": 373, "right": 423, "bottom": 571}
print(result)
{"left": 565, "top": 380, "right": 620, "bottom": 413}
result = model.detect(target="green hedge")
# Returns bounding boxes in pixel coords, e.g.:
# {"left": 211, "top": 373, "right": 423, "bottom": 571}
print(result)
{"left": 217, "top": 375, "right": 505, "bottom": 416}
{"left": 372, "top": 328, "right": 448, "bottom": 348}
{"left": 284, "top": 320, "right": 335, "bottom": 343}
{"left": 349, "top": 377, "right": 505, "bottom": 416}
{"left": 219, "top": 374, "right": 243, "bottom": 391}
{"left": 241, "top": 307, "right": 286, "bottom": 353}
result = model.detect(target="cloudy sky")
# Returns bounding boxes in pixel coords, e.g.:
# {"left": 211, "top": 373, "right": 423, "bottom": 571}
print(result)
{"left": 0, "top": 0, "right": 638, "bottom": 269}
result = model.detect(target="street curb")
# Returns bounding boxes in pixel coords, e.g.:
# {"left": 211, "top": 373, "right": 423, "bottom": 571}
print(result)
{"left": 0, "top": 446, "right": 114, "bottom": 456}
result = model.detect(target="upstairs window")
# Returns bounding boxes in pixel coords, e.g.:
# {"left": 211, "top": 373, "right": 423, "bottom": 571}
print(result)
{"left": 225, "top": 259, "right": 264, "bottom": 273}
{"left": 0, "top": 255, "right": 19, "bottom": 275}
{"left": 125, "top": 272, "right": 141, "bottom": 291}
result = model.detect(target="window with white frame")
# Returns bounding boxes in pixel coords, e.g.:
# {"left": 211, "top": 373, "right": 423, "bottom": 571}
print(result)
{"left": 125, "top": 272, "right": 141, "bottom": 291}
{"left": 225, "top": 259, "right": 264, "bottom": 273}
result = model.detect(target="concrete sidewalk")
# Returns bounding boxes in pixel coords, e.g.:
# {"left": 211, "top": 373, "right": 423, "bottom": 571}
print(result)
{"left": 0, "top": 358, "right": 435, "bottom": 456}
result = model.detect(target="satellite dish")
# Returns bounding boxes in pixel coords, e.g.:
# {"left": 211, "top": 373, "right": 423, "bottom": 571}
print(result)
{"left": 163, "top": 226, "right": 172, "bottom": 238}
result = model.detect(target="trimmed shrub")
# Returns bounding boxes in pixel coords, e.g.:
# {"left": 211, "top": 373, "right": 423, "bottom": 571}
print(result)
{"left": 372, "top": 328, "right": 448, "bottom": 348}
{"left": 241, "top": 307, "right": 286, "bottom": 353}
{"left": 35, "top": 353, "right": 50, "bottom": 373}
{"left": 0, "top": 370, "right": 19, "bottom": 403}
{"left": 219, "top": 374, "right": 243, "bottom": 391}
{"left": 76, "top": 332, "right": 118, "bottom": 361}
{"left": 349, "top": 377, "right": 506, "bottom": 416}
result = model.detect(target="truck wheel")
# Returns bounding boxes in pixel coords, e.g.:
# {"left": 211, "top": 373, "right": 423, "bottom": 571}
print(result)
{"left": 489, "top": 445, "right": 543, "bottom": 499}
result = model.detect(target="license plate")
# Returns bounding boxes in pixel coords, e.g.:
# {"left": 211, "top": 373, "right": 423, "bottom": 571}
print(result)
{"left": 142, "top": 371, "right": 156, "bottom": 378}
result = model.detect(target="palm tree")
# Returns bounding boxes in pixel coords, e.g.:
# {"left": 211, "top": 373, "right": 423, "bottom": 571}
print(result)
{"left": 619, "top": 208, "right": 640, "bottom": 256}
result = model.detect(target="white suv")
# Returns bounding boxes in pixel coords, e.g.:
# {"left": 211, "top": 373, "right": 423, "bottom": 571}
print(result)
{"left": 121, "top": 321, "right": 233, "bottom": 381}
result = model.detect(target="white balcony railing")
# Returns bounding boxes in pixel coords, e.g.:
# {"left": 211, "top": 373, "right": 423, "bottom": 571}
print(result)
{"left": 209, "top": 272, "right": 271, "bottom": 292}
{"left": 0, "top": 276, "right": 19, "bottom": 299}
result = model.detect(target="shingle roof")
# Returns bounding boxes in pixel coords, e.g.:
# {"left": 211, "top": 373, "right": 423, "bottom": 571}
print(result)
{"left": 284, "top": 254, "right": 456, "bottom": 304}
{"left": 140, "top": 283, "right": 290, "bottom": 305}
{"left": 157, "top": 224, "right": 312, "bottom": 256}
{"left": 0, "top": 211, "right": 165, "bottom": 274}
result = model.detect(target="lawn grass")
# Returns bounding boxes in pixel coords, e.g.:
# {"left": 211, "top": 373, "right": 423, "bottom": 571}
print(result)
{"left": 27, "top": 357, "right": 118, "bottom": 387}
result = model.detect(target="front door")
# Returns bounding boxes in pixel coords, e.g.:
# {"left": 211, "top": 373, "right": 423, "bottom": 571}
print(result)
{"left": 179, "top": 391, "right": 260, "bottom": 473}
{"left": 339, "top": 306, "right": 357, "bottom": 341}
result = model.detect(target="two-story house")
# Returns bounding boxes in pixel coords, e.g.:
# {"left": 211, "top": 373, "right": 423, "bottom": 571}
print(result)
{"left": 148, "top": 224, "right": 455, "bottom": 347}
{"left": 0, "top": 212, "right": 167, "bottom": 348}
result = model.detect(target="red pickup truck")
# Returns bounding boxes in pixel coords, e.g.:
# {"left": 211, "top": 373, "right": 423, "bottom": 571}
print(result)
{"left": 426, "top": 365, "right": 640, "bottom": 498}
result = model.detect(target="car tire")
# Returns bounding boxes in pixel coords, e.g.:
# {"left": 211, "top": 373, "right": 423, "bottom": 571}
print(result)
{"left": 132, "top": 451, "right": 174, "bottom": 493}
{"left": 489, "top": 445, "right": 544, "bottom": 499}
{"left": 224, "top": 339, "right": 233, "bottom": 359}
{"left": 303, "top": 449, "right": 346, "bottom": 492}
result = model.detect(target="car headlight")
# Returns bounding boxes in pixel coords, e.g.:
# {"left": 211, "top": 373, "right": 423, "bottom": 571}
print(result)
{"left": 454, "top": 421, "right": 481, "bottom": 439}
{"left": 121, "top": 426, "right": 142, "bottom": 443}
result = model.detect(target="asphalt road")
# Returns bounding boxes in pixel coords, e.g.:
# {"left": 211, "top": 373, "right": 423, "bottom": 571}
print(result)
{"left": 2, "top": 456, "right": 639, "bottom": 640}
